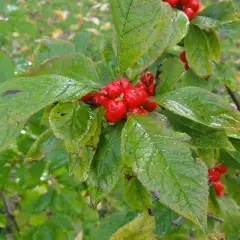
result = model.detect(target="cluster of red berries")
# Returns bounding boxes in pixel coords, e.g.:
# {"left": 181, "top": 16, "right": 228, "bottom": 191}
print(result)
{"left": 163, "top": 0, "right": 200, "bottom": 20}
{"left": 179, "top": 51, "right": 189, "bottom": 70}
{"left": 208, "top": 163, "right": 228, "bottom": 197}
{"left": 79, "top": 72, "right": 157, "bottom": 123}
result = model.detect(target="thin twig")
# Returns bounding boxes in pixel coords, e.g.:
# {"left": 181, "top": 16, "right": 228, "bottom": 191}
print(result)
{"left": 207, "top": 213, "right": 223, "bottom": 224}
{"left": 172, "top": 216, "right": 184, "bottom": 226}
{"left": 225, "top": 85, "right": 240, "bottom": 111}
{"left": 0, "top": 192, "right": 20, "bottom": 233}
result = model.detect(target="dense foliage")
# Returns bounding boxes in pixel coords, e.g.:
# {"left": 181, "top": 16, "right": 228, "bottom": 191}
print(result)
{"left": 0, "top": 0, "right": 240, "bottom": 239}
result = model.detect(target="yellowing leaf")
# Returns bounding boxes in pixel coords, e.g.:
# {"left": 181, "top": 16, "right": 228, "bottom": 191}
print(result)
{"left": 51, "top": 28, "right": 63, "bottom": 39}
{"left": 110, "top": 212, "right": 157, "bottom": 240}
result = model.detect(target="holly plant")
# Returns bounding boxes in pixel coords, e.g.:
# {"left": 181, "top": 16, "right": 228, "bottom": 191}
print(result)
{"left": 1, "top": 0, "right": 240, "bottom": 239}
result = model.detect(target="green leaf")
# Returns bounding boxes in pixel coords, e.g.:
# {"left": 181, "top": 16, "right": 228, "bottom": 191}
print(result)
{"left": 124, "top": 177, "right": 152, "bottom": 211}
{"left": 218, "top": 20, "right": 240, "bottom": 36}
{"left": 184, "top": 26, "right": 212, "bottom": 77}
{"left": 0, "top": 51, "right": 14, "bottom": 83}
{"left": 121, "top": 114, "right": 208, "bottom": 227}
{"left": 0, "top": 167, "right": 11, "bottom": 190}
{"left": 223, "top": 214, "right": 240, "bottom": 240}
{"left": 127, "top": 9, "right": 188, "bottom": 78}
{"left": 192, "top": 16, "right": 221, "bottom": 30}
{"left": 26, "top": 130, "right": 59, "bottom": 161}
{"left": 156, "top": 58, "right": 185, "bottom": 95}
{"left": 181, "top": 69, "right": 213, "bottom": 90}
{"left": 153, "top": 201, "right": 178, "bottom": 237}
{"left": 88, "top": 123, "right": 123, "bottom": 203}
{"left": 33, "top": 190, "right": 55, "bottom": 212}
{"left": 33, "top": 38, "right": 75, "bottom": 64}
{"left": 225, "top": 138, "right": 240, "bottom": 165}
{"left": 0, "top": 214, "right": 7, "bottom": 228}
{"left": 209, "top": 62, "right": 238, "bottom": 91}
{"left": 0, "top": 75, "right": 97, "bottom": 150}
{"left": 109, "top": 0, "right": 172, "bottom": 72}
{"left": 155, "top": 87, "right": 240, "bottom": 130}
{"left": 30, "top": 213, "right": 47, "bottom": 226}
{"left": 225, "top": 176, "right": 240, "bottom": 206}
{"left": 33, "top": 224, "right": 54, "bottom": 240}
{"left": 73, "top": 31, "right": 90, "bottom": 54}
{"left": 49, "top": 102, "right": 97, "bottom": 152}
{"left": 164, "top": 111, "right": 235, "bottom": 151}
{"left": 29, "top": 53, "right": 102, "bottom": 88}
{"left": 199, "top": 1, "right": 236, "bottom": 21}
{"left": 110, "top": 212, "right": 157, "bottom": 240}
{"left": 207, "top": 31, "right": 221, "bottom": 62}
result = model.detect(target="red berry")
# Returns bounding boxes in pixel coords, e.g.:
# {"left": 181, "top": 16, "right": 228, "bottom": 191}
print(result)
{"left": 180, "top": 0, "right": 190, "bottom": 5}
{"left": 100, "top": 87, "right": 108, "bottom": 97}
{"left": 147, "top": 84, "right": 155, "bottom": 96}
{"left": 123, "top": 87, "right": 148, "bottom": 109}
{"left": 143, "top": 100, "right": 157, "bottom": 112}
{"left": 164, "top": 0, "right": 179, "bottom": 7}
{"left": 208, "top": 168, "right": 221, "bottom": 182}
{"left": 141, "top": 72, "right": 154, "bottom": 87}
{"left": 186, "top": 0, "right": 199, "bottom": 12}
{"left": 135, "top": 82, "right": 147, "bottom": 91}
{"left": 105, "top": 100, "right": 126, "bottom": 123}
{"left": 180, "top": 51, "right": 187, "bottom": 63}
{"left": 215, "top": 163, "right": 228, "bottom": 174}
{"left": 184, "top": 62, "right": 190, "bottom": 70}
{"left": 183, "top": 7, "right": 196, "bottom": 20}
{"left": 212, "top": 182, "right": 224, "bottom": 197}
{"left": 118, "top": 77, "right": 131, "bottom": 89}
{"left": 128, "top": 108, "right": 148, "bottom": 115}
{"left": 106, "top": 80, "right": 123, "bottom": 98}
{"left": 92, "top": 92, "right": 109, "bottom": 107}
{"left": 80, "top": 93, "right": 93, "bottom": 102}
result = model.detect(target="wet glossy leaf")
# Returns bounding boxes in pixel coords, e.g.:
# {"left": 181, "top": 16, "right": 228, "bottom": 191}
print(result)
{"left": 156, "top": 58, "right": 185, "bottom": 95}
{"left": 124, "top": 177, "right": 152, "bottom": 211}
{"left": 29, "top": 53, "right": 103, "bottom": 88}
{"left": 0, "top": 51, "right": 14, "bottom": 83}
{"left": 184, "top": 26, "right": 212, "bottom": 77}
{"left": 164, "top": 111, "right": 235, "bottom": 151}
{"left": 110, "top": 212, "right": 156, "bottom": 240}
{"left": 26, "top": 130, "right": 59, "bottom": 161}
{"left": 88, "top": 123, "right": 123, "bottom": 203}
{"left": 0, "top": 75, "right": 97, "bottom": 150}
{"left": 209, "top": 61, "right": 238, "bottom": 91}
{"left": 182, "top": 69, "right": 213, "bottom": 91}
{"left": 192, "top": 16, "right": 221, "bottom": 30}
{"left": 155, "top": 87, "right": 240, "bottom": 130}
{"left": 109, "top": 0, "right": 172, "bottom": 72}
{"left": 33, "top": 38, "right": 75, "bottom": 63}
{"left": 49, "top": 102, "right": 97, "bottom": 151}
{"left": 199, "top": 1, "right": 236, "bottom": 21}
{"left": 218, "top": 20, "right": 240, "bottom": 36}
{"left": 122, "top": 114, "right": 208, "bottom": 227}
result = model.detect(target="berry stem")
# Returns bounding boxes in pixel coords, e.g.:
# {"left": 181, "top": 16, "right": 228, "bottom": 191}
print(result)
{"left": 207, "top": 213, "right": 223, "bottom": 224}
{"left": 225, "top": 85, "right": 240, "bottom": 111}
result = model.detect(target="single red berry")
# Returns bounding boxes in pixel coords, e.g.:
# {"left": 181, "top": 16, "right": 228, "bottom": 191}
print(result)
{"left": 135, "top": 82, "right": 148, "bottom": 91}
{"left": 128, "top": 108, "right": 148, "bottom": 115}
{"left": 106, "top": 80, "right": 123, "bottom": 98}
{"left": 105, "top": 100, "right": 126, "bottom": 123}
{"left": 180, "top": 0, "right": 190, "bottom": 5}
{"left": 117, "top": 77, "right": 131, "bottom": 89}
{"left": 100, "top": 87, "right": 108, "bottom": 97}
{"left": 208, "top": 168, "right": 221, "bottom": 182}
{"left": 180, "top": 51, "right": 187, "bottom": 63}
{"left": 143, "top": 100, "right": 157, "bottom": 112}
{"left": 92, "top": 92, "right": 109, "bottom": 107}
{"left": 80, "top": 93, "right": 93, "bottom": 102}
{"left": 183, "top": 7, "right": 196, "bottom": 20}
{"left": 184, "top": 62, "right": 190, "bottom": 70}
{"left": 141, "top": 72, "right": 154, "bottom": 87}
{"left": 186, "top": 0, "right": 199, "bottom": 12}
{"left": 147, "top": 84, "right": 155, "bottom": 96}
{"left": 123, "top": 87, "right": 148, "bottom": 109}
{"left": 215, "top": 163, "right": 228, "bottom": 174}
{"left": 164, "top": 0, "right": 179, "bottom": 7}
{"left": 212, "top": 182, "right": 224, "bottom": 197}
